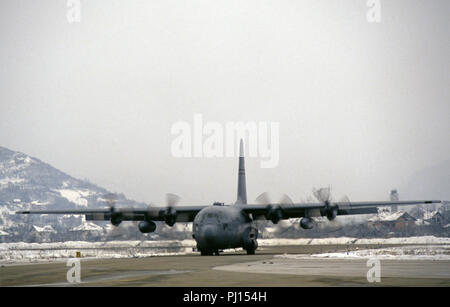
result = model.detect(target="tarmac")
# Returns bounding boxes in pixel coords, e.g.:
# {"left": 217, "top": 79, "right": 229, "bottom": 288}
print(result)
{"left": 1, "top": 245, "right": 449, "bottom": 287}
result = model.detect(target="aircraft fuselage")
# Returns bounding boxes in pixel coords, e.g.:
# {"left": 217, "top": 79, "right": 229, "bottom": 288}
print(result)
{"left": 192, "top": 205, "right": 258, "bottom": 255}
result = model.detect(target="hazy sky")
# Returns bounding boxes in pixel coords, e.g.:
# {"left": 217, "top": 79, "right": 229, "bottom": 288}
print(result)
{"left": 1, "top": 1, "right": 449, "bottom": 204}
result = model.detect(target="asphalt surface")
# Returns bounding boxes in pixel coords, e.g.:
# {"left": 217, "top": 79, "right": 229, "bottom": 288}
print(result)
{"left": 1, "top": 245, "right": 449, "bottom": 286}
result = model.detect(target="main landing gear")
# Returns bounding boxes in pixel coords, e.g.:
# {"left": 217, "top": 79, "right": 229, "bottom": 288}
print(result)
{"left": 200, "top": 249, "right": 220, "bottom": 256}
{"left": 245, "top": 248, "right": 256, "bottom": 255}
{"left": 199, "top": 248, "right": 256, "bottom": 256}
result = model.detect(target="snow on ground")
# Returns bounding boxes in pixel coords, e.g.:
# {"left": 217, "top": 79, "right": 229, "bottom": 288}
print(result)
{"left": 70, "top": 222, "right": 104, "bottom": 232}
{"left": 423, "top": 210, "right": 439, "bottom": 220}
{"left": 0, "top": 177, "right": 25, "bottom": 188}
{"left": 32, "top": 225, "right": 56, "bottom": 233}
{"left": 1, "top": 237, "right": 449, "bottom": 264}
{"left": 415, "top": 219, "right": 430, "bottom": 226}
{"left": 0, "top": 239, "right": 197, "bottom": 251}
{"left": 0, "top": 154, "right": 35, "bottom": 173}
{"left": 31, "top": 200, "right": 49, "bottom": 206}
{"left": 276, "top": 245, "right": 450, "bottom": 261}
{"left": 258, "top": 236, "right": 450, "bottom": 246}
{"left": 56, "top": 189, "right": 93, "bottom": 207}
{"left": 368, "top": 210, "right": 405, "bottom": 222}
{"left": 0, "top": 240, "right": 197, "bottom": 264}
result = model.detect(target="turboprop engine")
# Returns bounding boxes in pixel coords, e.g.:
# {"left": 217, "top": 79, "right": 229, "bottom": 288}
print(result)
{"left": 300, "top": 217, "right": 314, "bottom": 229}
{"left": 138, "top": 221, "right": 157, "bottom": 233}
{"left": 321, "top": 204, "right": 338, "bottom": 221}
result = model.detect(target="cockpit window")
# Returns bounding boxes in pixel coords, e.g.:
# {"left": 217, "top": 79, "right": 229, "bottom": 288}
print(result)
{"left": 199, "top": 211, "right": 222, "bottom": 223}
{"left": 197, "top": 209, "right": 231, "bottom": 224}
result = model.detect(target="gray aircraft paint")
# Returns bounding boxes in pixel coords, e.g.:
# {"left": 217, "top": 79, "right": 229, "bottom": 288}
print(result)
{"left": 193, "top": 205, "right": 254, "bottom": 252}
{"left": 193, "top": 140, "right": 258, "bottom": 254}
{"left": 236, "top": 139, "right": 247, "bottom": 205}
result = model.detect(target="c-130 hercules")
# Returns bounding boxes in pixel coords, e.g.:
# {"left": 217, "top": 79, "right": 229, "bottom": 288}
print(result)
{"left": 17, "top": 140, "right": 441, "bottom": 255}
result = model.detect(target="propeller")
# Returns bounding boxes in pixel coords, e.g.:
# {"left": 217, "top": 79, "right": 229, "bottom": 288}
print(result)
{"left": 276, "top": 193, "right": 297, "bottom": 234}
{"left": 313, "top": 186, "right": 332, "bottom": 203}
{"left": 164, "top": 193, "right": 180, "bottom": 227}
{"left": 102, "top": 193, "right": 128, "bottom": 238}
{"left": 338, "top": 195, "right": 351, "bottom": 210}
{"left": 255, "top": 192, "right": 295, "bottom": 234}
{"left": 280, "top": 194, "right": 294, "bottom": 206}
{"left": 328, "top": 195, "right": 351, "bottom": 229}
{"left": 313, "top": 186, "right": 339, "bottom": 221}
{"left": 104, "top": 193, "right": 122, "bottom": 226}
{"left": 313, "top": 187, "right": 352, "bottom": 222}
{"left": 256, "top": 192, "right": 282, "bottom": 224}
{"left": 255, "top": 191, "right": 271, "bottom": 205}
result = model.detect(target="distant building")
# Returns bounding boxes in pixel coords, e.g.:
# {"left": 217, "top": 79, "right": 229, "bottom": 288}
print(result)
{"left": 425, "top": 212, "right": 446, "bottom": 225}
{"left": 368, "top": 211, "right": 416, "bottom": 230}
{"left": 69, "top": 221, "right": 105, "bottom": 240}
{"left": 30, "top": 225, "right": 56, "bottom": 242}
{"left": 70, "top": 222, "right": 104, "bottom": 233}
{"left": 390, "top": 189, "right": 399, "bottom": 212}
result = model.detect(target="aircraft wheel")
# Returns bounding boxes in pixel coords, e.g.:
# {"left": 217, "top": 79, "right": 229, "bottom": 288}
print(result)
{"left": 246, "top": 249, "right": 255, "bottom": 255}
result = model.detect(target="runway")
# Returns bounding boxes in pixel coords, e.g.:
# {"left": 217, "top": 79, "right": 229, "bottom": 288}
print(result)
{"left": 1, "top": 245, "right": 449, "bottom": 286}
{"left": 214, "top": 258, "right": 450, "bottom": 280}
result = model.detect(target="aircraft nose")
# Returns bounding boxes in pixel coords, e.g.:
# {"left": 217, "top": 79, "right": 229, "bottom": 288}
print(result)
{"left": 201, "top": 224, "right": 217, "bottom": 243}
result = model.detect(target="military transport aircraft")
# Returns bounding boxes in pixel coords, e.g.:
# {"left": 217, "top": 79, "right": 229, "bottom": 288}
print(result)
{"left": 17, "top": 140, "right": 441, "bottom": 255}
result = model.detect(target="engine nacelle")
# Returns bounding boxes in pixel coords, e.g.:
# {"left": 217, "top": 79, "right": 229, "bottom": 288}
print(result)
{"left": 326, "top": 207, "right": 338, "bottom": 221}
{"left": 300, "top": 218, "right": 314, "bottom": 229}
{"left": 165, "top": 208, "right": 177, "bottom": 227}
{"left": 266, "top": 205, "right": 283, "bottom": 224}
{"left": 111, "top": 215, "right": 123, "bottom": 226}
{"left": 320, "top": 204, "right": 338, "bottom": 221}
{"left": 138, "top": 221, "right": 157, "bottom": 233}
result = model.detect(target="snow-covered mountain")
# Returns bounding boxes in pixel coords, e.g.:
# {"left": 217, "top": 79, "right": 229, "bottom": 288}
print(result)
{"left": 0, "top": 146, "right": 112, "bottom": 210}
{"left": 0, "top": 146, "right": 151, "bottom": 242}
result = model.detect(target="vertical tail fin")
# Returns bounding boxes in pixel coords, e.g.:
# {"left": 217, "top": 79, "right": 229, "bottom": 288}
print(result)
{"left": 236, "top": 139, "right": 247, "bottom": 205}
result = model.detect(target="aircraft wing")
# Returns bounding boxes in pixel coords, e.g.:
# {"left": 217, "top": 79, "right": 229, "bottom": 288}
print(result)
{"left": 241, "top": 200, "right": 441, "bottom": 220}
{"left": 16, "top": 200, "right": 441, "bottom": 223}
{"left": 16, "top": 205, "right": 207, "bottom": 223}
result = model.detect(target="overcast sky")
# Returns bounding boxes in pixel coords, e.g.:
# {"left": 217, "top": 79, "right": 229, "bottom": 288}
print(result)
{"left": 1, "top": 1, "right": 449, "bottom": 204}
